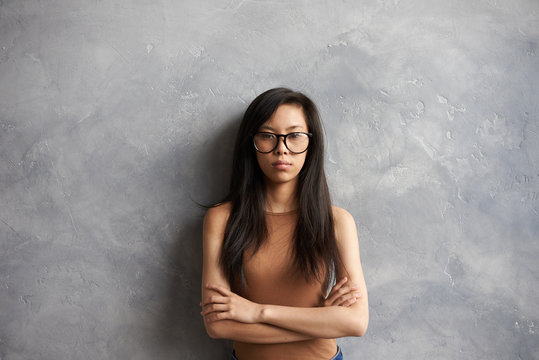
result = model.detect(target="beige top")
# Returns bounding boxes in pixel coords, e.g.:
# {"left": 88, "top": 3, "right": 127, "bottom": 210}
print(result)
{"left": 233, "top": 210, "right": 337, "bottom": 360}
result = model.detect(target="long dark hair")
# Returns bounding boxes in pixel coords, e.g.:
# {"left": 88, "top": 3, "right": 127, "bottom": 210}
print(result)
{"left": 219, "top": 87, "right": 342, "bottom": 288}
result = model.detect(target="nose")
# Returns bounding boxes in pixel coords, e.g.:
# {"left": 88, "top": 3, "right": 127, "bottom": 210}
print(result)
{"left": 274, "top": 135, "right": 288, "bottom": 154}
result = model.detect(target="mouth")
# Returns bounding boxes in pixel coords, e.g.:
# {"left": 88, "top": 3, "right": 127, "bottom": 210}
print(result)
{"left": 272, "top": 161, "right": 291, "bottom": 170}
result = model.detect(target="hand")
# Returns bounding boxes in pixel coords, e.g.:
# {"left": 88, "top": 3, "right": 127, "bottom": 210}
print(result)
{"left": 323, "top": 277, "right": 361, "bottom": 307}
{"left": 201, "top": 284, "right": 262, "bottom": 324}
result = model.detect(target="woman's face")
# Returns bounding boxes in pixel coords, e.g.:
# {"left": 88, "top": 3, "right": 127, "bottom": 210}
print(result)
{"left": 255, "top": 103, "right": 309, "bottom": 187}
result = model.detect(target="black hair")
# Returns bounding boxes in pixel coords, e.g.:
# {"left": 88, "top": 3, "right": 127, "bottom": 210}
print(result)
{"left": 219, "top": 87, "right": 342, "bottom": 288}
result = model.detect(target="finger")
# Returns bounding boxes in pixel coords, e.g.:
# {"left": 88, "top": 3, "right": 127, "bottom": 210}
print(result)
{"left": 329, "top": 278, "right": 356, "bottom": 297}
{"left": 341, "top": 296, "right": 358, "bottom": 307}
{"left": 325, "top": 277, "right": 358, "bottom": 306}
{"left": 200, "top": 295, "right": 228, "bottom": 307}
{"left": 336, "top": 277, "right": 348, "bottom": 288}
{"left": 203, "top": 311, "right": 230, "bottom": 322}
{"left": 200, "top": 303, "right": 229, "bottom": 316}
{"left": 335, "top": 291, "right": 361, "bottom": 306}
{"left": 343, "top": 290, "right": 361, "bottom": 301}
{"left": 326, "top": 284, "right": 355, "bottom": 305}
{"left": 328, "top": 283, "right": 360, "bottom": 305}
{"left": 330, "top": 277, "right": 348, "bottom": 294}
{"left": 325, "top": 291, "right": 341, "bottom": 306}
{"left": 325, "top": 278, "right": 347, "bottom": 304}
{"left": 334, "top": 292, "right": 353, "bottom": 306}
{"left": 205, "top": 284, "right": 232, "bottom": 296}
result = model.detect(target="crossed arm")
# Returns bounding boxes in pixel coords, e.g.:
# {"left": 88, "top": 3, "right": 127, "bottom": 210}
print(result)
{"left": 200, "top": 204, "right": 369, "bottom": 343}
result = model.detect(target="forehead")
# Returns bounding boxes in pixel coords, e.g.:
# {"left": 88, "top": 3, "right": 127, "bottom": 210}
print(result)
{"left": 259, "top": 103, "right": 308, "bottom": 131}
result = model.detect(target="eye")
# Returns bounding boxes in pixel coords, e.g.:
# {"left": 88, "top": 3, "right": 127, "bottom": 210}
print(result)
{"left": 288, "top": 132, "right": 306, "bottom": 139}
{"left": 260, "top": 133, "right": 275, "bottom": 139}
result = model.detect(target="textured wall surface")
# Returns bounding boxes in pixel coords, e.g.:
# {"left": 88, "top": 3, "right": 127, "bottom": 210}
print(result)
{"left": 1, "top": 0, "right": 538, "bottom": 359}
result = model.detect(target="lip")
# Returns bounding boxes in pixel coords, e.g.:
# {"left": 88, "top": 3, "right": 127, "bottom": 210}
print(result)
{"left": 272, "top": 160, "right": 291, "bottom": 170}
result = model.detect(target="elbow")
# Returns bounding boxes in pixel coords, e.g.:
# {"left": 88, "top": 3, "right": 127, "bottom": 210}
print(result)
{"left": 204, "top": 320, "right": 226, "bottom": 339}
{"left": 205, "top": 328, "right": 220, "bottom": 340}
{"left": 349, "top": 315, "right": 369, "bottom": 337}
{"left": 355, "top": 319, "right": 369, "bottom": 337}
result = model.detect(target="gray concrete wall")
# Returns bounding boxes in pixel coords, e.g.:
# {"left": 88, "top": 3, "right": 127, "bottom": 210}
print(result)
{"left": 1, "top": 0, "right": 538, "bottom": 359}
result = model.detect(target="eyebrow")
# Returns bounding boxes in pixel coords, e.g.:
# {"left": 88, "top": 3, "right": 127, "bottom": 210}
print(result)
{"left": 259, "top": 125, "right": 305, "bottom": 131}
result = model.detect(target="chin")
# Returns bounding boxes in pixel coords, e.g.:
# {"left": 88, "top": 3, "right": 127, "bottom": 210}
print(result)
{"left": 265, "top": 174, "right": 299, "bottom": 186}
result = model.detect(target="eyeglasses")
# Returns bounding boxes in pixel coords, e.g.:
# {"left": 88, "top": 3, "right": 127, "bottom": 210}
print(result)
{"left": 253, "top": 132, "right": 312, "bottom": 154}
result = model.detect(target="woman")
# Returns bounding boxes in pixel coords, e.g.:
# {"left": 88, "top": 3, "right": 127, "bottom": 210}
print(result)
{"left": 200, "top": 88, "right": 369, "bottom": 359}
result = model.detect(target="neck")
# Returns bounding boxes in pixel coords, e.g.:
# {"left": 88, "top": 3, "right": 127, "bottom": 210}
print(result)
{"left": 264, "top": 179, "right": 298, "bottom": 213}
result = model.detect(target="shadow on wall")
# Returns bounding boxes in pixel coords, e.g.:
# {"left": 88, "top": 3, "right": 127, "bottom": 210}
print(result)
{"left": 151, "top": 115, "right": 242, "bottom": 359}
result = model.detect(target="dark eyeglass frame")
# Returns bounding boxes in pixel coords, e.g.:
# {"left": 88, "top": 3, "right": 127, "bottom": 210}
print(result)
{"left": 253, "top": 131, "right": 313, "bottom": 154}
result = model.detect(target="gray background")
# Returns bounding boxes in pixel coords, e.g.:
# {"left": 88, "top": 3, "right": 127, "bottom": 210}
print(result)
{"left": 1, "top": 0, "right": 538, "bottom": 359}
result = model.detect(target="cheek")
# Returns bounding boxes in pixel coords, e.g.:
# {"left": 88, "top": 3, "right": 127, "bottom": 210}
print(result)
{"left": 255, "top": 153, "right": 270, "bottom": 170}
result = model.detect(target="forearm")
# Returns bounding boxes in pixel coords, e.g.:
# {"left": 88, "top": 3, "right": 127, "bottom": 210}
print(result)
{"left": 202, "top": 282, "right": 368, "bottom": 340}
{"left": 204, "top": 318, "right": 313, "bottom": 344}
{"left": 259, "top": 304, "right": 367, "bottom": 339}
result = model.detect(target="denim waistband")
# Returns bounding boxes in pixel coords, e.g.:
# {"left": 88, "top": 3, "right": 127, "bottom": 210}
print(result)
{"left": 331, "top": 346, "right": 343, "bottom": 360}
{"left": 231, "top": 346, "right": 343, "bottom": 360}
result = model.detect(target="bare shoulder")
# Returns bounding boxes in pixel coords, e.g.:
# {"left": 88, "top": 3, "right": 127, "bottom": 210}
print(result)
{"left": 331, "top": 205, "right": 356, "bottom": 227}
{"left": 204, "top": 202, "right": 232, "bottom": 237}
{"left": 331, "top": 206, "right": 358, "bottom": 245}
{"left": 205, "top": 202, "right": 232, "bottom": 222}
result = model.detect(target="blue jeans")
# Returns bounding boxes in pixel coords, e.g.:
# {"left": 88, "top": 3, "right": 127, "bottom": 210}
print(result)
{"left": 231, "top": 346, "right": 343, "bottom": 360}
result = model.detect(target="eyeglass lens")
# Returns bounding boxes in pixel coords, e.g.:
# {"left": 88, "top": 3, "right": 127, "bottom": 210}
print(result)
{"left": 254, "top": 133, "right": 310, "bottom": 153}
